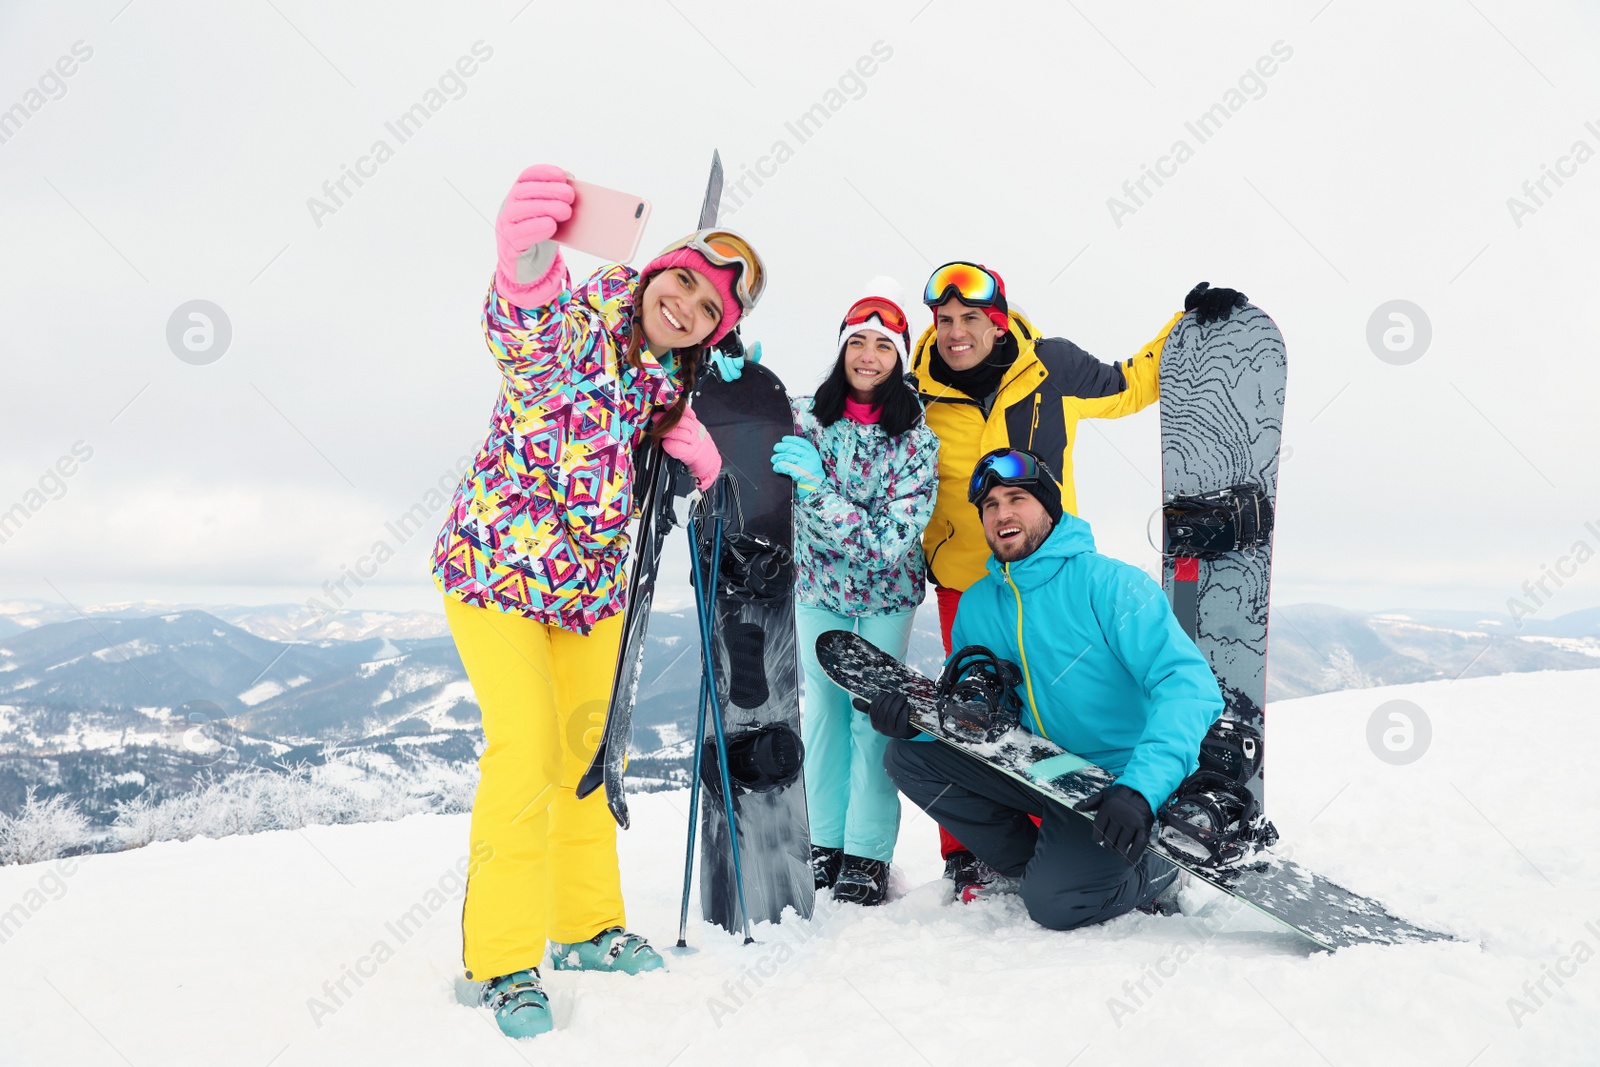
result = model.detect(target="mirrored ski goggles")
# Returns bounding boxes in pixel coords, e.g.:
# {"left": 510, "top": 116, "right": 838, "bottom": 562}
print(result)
{"left": 924, "top": 261, "right": 1000, "bottom": 307}
{"left": 840, "top": 296, "right": 910, "bottom": 336}
{"left": 657, "top": 228, "right": 767, "bottom": 312}
{"left": 968, "top": 448, "right": 1051, "bottom": 504}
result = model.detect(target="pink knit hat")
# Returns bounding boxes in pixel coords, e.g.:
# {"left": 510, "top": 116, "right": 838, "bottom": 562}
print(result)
{"left": 639, "top": 247, "right": 743, "bottom": 345}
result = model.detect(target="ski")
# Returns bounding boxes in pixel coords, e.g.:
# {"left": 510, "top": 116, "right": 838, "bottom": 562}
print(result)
{"left": 815, "top": 629, "right": 1457, "bottom": 951}
{"left": 576, "top": 151, "right": 725, "bottom": 826}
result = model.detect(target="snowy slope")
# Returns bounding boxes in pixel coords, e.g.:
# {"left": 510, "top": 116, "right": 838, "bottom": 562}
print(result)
{"left": 3, "top": 670, "right": 1598, "bottom": 1065}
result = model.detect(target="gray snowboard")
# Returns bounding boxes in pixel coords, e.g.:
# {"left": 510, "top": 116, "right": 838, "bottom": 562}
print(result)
{"left": 1159, "top": 305, "right": 1285, "bottom": 817}
{"left": 815, "top": 630, "right": 1456, "bottom": 951}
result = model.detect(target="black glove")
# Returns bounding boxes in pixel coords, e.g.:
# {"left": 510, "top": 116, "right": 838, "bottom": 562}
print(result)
{"left": 852, "top": 692, "right": 919, "bottom": 740}
{"left": 1074, "top": 784, "right": 1154, "bottom": 865}
{"left": 1183, "top": 281, "right": 1248, "bottom": 325}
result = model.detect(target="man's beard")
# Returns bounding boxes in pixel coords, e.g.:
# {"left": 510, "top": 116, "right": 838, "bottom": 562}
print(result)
{"left": 987, "top": 517, "right": 1051, "bottom": 562}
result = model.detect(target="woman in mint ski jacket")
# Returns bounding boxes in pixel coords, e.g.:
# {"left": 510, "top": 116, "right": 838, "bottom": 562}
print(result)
{"left": 768, "top": 280, "right": 939, "bottom": 906}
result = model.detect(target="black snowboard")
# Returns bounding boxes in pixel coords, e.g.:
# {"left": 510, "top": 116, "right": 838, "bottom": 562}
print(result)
{"left": 692, "top": 361, "right": 813, "bottom": 930}
{"left": 815, "top": 629, "right": 1456, "bottom": 951}
{"left": 1159, "top": 305, "right": 1285, "bottom": 824}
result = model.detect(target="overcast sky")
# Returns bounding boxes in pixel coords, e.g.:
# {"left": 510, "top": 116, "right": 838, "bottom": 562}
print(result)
{"left": 2, "top": 0, "right": 1598, "bottom": 623}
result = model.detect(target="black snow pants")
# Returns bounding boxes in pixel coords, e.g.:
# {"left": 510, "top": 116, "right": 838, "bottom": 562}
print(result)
{"left": 885, "top": 736, "right": 1176, "bottom": 930}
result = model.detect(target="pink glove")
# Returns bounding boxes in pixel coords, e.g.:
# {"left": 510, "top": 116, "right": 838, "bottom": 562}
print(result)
{"left": 658, "top": 407, "right": 722, "bottom": 490}
{"left": 495, "top": 164, "right": 575, "bottom": 308}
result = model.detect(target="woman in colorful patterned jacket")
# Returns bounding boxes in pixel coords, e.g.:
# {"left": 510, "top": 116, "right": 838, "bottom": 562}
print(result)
{"left": 431, "top": 164, "right": 766, "bottom": 1039}
{"left": 769, "top": 279, "right": 939, "bottom": 907}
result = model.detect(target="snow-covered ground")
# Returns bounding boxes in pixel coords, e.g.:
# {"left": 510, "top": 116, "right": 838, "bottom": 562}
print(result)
{"left": 3, "top": 670, "right": 1598, "bottom": 1065}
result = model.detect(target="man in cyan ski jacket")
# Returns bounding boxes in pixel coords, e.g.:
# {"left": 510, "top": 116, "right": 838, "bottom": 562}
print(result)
{"left": 867, "top": 447, "right": 1223, "bottom": 930}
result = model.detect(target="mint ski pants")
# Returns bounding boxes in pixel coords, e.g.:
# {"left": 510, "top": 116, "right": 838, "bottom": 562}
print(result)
{"left": 795, "top": 604, "right": 916, "bottom": 863}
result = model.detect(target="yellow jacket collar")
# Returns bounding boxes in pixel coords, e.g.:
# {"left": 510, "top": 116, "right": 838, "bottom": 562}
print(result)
{"left": 912, "top": 308, "right": 1044, "bottom": 399}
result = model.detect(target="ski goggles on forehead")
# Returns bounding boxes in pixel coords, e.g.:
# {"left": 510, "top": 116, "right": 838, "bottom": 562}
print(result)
{"left": 841, "top": 296, "right": 909, "bottom": 336}
{"left": 968, "top": 448, "right": 1048, "bottom": 504}
{"left": 924, "top": 261, "right": 1000, "bottom": 307}
{"left": 660, "top": 228, "right": 768, "bottom": 311}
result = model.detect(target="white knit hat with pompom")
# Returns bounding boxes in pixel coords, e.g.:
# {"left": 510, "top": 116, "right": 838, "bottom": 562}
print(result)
{"left": 837, "top": 275, "right": 911, "bottom": 363}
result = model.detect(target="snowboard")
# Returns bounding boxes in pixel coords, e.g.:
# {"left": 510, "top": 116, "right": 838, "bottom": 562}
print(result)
{"left": 691, "top": 360, "right": 813, "bottom": 930}
{"left": 1158, "top": 304, "right": 1285, "bottom": 831}
{"left": 576, "top": 151, "right": 724, "bottom": 826}
{"left": 815, "top": 629, "right": 1455, "bottom": 951}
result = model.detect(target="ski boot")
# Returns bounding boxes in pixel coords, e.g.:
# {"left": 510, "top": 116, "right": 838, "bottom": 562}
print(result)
{"left": 945, "top": 849, "right": 1020, "bottom": 903}
{"left": 832, "top": 855, "right": 889, "bottom": 906}
{"left": 481, "top": 968, "right": 552, "bottom": 1039}
{"left": 549, "top": 927, "right": 664, "bottom": 975}
{"left": 811, "top": 845, "right": 844, "bottom": 890}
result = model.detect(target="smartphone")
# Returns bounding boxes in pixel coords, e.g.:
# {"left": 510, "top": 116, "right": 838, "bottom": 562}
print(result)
{"left": 552, "top": 178, "right": 652, "bottom": 263}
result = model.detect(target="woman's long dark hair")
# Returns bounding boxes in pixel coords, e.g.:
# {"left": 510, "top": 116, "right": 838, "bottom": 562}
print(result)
{"left": 627, "top": 268, "right": 704, "bottom": 439}
{"left": 812, "top": 341, "right": 922, "bottom": 436}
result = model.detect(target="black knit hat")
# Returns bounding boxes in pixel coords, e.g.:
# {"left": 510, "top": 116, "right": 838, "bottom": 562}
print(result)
{"left": 969, "top": 448, "right": 1063, "bottom": 525}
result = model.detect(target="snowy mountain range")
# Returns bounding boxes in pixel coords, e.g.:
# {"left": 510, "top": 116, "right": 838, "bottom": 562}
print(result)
{"left": 0, "top": 604, "right": 704, "bottom": 833}
{"left": 3, "top": 598, "right": 1598, "bottom": 837}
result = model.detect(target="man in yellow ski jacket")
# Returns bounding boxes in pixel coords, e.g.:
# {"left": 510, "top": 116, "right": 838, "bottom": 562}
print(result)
{"left": 910, "top": 263, "right": 1247, "bottom": 893}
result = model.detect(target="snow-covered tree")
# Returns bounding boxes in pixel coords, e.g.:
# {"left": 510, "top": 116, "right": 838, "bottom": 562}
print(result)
{"left": 0, "top": 788, "right": 95, "bottom": 865}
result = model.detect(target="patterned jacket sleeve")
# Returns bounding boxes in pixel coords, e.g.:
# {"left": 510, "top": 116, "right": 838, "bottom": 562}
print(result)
{"left": 796, "top": 423, "right": 939, "bottom": 569}
{"left": 480, "top": 272, "right": 575, "bottom": 388}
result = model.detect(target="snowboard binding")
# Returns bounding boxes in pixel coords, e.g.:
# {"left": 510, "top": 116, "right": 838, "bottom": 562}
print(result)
{"left": 1157, "top": 719, "right": 1279, "bottom": 868}
{"left": 1162, "top": 484, "right": 1274, "bottom": 559}
{"left": 935, "top": 646, "right": 1025, "bottom": 744}
{"left": 701, "top": 721, "right": 804, "bottom": 800}
{"left": 717, "top": 532, "right": 793, "bottom": 603}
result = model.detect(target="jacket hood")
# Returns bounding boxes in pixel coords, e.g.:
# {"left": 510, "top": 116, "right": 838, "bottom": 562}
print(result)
{"left": 987, "top": 510, "right": 1096, "bottom": 591}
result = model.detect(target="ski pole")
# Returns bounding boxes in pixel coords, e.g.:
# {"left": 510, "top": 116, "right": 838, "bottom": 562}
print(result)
{"left": 693, "top": 497, "right": 755, "bottom": 944}
{"left": 675, "top": 527, "right": 714, "bottom": 949}
{"left": 705, "top": 513, "right": 755, "bottom": 945}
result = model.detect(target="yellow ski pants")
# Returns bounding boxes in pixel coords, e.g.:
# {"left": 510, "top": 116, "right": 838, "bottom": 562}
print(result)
{"left": 444, "top": 595, "right": 626, "bottom": 980}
